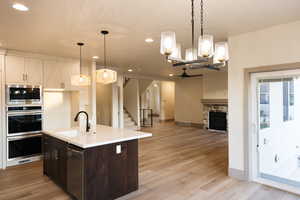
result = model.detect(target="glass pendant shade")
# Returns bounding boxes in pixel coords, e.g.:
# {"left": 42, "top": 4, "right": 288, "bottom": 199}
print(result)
{"left": 96, "top": 69, "right": 117, "bottom": 84}
{"left": 185, "top": 48, "right": 197, "bottom": 61}
{"left": 213, "top": 42, "right": 229, "bottom": 64}
{"left": 160, "top": 31, "right": 176, "bottom": 56}
{"left": 169, "top": 43, "right": 182, "bottom": 60}
{"left": 198, "top": 34, "right": 214, "bottom": 58}
{"left": 71, "top": 74, "right": 91, "bottom": 86}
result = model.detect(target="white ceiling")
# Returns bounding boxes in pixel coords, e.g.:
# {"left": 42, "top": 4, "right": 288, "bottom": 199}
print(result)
{"left": 1, "top": 0, "right": 300, "bottom": 77}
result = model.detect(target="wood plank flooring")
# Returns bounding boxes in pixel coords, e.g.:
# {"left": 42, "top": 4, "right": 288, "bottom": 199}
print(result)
{"left": 0, "top": 122, "right": 299, "bottom": 200}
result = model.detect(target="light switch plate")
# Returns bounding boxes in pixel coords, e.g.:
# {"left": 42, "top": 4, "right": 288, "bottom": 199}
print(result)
{"left": 116, "top": 145, "right": 121, "bottom": 154}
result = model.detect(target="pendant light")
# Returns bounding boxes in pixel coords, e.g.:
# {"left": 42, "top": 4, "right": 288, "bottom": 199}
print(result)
{"left": 71, "top": 42, "right": 91, "bottom": 86}
{"left": 96, "top": 30, "right": 117, "bottom": 84}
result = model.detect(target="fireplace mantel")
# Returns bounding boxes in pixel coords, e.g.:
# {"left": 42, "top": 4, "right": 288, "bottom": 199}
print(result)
{"left": 201, "top": 99, "right": 228, "bottom": 105}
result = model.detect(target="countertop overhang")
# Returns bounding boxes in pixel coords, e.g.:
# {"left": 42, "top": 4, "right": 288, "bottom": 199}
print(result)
{"left": 43, "top": 125, "right": 152, "bottom": 149}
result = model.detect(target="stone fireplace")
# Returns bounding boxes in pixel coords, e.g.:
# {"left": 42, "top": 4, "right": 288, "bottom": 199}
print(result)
{"left": 201, "top": 99, "right": 228, "bottom": 131}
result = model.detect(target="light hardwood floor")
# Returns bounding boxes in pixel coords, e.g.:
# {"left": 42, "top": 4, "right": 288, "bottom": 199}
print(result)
{"left": 0, "top": 122, "right": 299, "bottom": 200}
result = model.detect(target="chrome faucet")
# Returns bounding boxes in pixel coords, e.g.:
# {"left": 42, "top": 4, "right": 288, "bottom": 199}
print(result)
{"left": 74, "top": 111, "right": 90, "bottom": 132}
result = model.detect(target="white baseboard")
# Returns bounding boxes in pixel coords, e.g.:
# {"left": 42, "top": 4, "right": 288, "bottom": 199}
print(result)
{"left": 228, "top": 168, "right": 246, "bottom": 180}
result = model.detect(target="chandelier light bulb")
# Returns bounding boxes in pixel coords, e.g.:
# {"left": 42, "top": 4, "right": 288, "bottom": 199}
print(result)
{"left": 198, "top": 34, "right": 214, "bottom": 58}
{"left": 160, "top": 31, "right": 176, "bottom": 56}
{"left": 214, "top": 42, "right": 229, "bottom": 64}
{"left": 169, "top": 43, "right": 182, "bottom": 60}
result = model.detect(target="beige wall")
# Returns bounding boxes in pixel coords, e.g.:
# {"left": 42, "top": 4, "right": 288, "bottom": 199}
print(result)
{"left": 139, "top": 79, "right": 153, "bottom": 94}
{"left": 203, "top": 71, "right": 228, "bottom": 99}
{"left": 124, "top": 79, "right": 140, "bottom": 125}
{"left": 228, "top": 20, "right": 300, "bottom": 172}
{"left": 160, "top": 81, "right": 175, "bottom": 120}
{"left": 175, "top": 78, "right": 203, "bottom": 124}
{"left": 96, "top": 83, "right": 112, "bottom": 126}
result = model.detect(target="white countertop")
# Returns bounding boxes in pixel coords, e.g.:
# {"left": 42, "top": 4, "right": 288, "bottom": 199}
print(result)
{"left": 43, "top": 125, "right": 152, "bottom": 149}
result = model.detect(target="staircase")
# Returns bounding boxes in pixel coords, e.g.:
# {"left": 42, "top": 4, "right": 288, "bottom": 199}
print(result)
{"left": 123, "top": 109, "right": 139, "bottom": 130}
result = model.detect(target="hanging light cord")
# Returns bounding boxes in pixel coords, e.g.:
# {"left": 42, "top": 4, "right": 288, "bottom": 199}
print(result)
{"left": 79, "top": 43, "right": 82, "bottom": 75}
{"left": 201, "top": 0, "right": 204, "bottom": 37}
{"left": 103, "top": 34, "right": 107, "bottom": 67}
{"left": 191, "top": 0, "right": 195, "bottom": 50}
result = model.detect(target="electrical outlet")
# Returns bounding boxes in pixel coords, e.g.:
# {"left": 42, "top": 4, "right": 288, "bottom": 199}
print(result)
{"left": 116, "top": 145, "right": 121, "bottom": 154}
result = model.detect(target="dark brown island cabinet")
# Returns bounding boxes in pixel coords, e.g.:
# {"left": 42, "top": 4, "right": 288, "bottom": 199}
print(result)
{"left": 43, "top": 134, "right": 138, "bottom": 200}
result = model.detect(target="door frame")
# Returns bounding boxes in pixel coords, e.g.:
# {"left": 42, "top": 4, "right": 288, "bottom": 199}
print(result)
{"left": 248, "top": 68, "right": 300, "bottom": 194}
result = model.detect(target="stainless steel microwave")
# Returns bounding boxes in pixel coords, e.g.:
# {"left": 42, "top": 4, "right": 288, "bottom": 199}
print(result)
{"left": 6, "top": 85, "right": 42, "bottom": 105}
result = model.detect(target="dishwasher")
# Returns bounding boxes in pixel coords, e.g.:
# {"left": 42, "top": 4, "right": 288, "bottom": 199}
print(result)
{"left": 67, "top": 145, "right": 85, "bottom": 200}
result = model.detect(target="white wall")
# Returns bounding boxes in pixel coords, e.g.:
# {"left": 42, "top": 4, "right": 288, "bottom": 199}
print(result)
{"left": 203, "top": 71, "right": 228, "bottom": 99}
{"left": 124, "top": 79, "right": 140, "bottom": 125}
{"left": 0, "top": 51, "right": 4, "bottom": 169}
{"left": 175, "top": 78, "right": 203, "bottom": 124}
{"left": 111, "top": 75, "right": 124, "bottom": 128}
{"left": 228, "top": 20, "right": 300, "bottom": 172}
{"left": 44, "top": 91, "right": 73, "bottom": 130}
{"left": 160, "top": 81, "right": 175, "bottom": 120}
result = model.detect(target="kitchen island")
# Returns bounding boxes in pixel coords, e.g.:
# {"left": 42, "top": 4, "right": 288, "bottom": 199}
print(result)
{"left": 42, "top": 125, "right": 152, "bottom": 200}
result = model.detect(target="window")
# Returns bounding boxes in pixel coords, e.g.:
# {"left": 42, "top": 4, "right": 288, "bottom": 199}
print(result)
{"left": 259, "top": 82, "right": 270, "bottom": 129}
{"left": 283, "top": 79, "right": 294, "bottom": 121}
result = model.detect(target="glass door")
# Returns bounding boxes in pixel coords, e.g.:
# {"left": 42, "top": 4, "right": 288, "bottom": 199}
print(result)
{"left": 257, "top": 76, "right": 300, "bottom": 187}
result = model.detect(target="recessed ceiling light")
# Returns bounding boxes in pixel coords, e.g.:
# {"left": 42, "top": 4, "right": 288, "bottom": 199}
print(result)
{"left": 145, "top": 38, "right": 154, "bottom": 43}
{"left": 12, "top": 3, "right": 29, "bottom": 11}
{"left": 169, "top": 74, "right": 174, "bottom": 77}
{"left": 128, "top": 69, "right": 133, "bottom": 72}
{"left": 92, "top": 56, "right": 99, "bottom": 59}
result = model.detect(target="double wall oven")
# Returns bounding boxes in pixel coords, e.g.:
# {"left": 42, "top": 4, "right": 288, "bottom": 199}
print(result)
{"left": 6, "top": 85, "right": 43, "bottom": 166}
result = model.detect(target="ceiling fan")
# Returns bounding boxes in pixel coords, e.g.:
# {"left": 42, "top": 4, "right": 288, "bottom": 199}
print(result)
{"left": 176, "top": 68, "right": 203, "bottom": 78}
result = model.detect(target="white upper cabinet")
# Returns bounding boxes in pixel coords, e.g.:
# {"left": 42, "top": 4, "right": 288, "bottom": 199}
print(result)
{"left": 5, "top": 55, "right": 43, "bottom": 85}
{"left": 5, "top": 53, "right": 80, "bottom": 90}
{"left": 62, "top": 60, "right": 80, "bottom": 90}
{"left": 43, "top": 59, "right": 80, "bottom": 90}
{"left": 25, "top": 58, "right": 43, "bottom": 85}
{"left": 44, "top": 60, "right": 64, "bottom": 89}
{"left": 5, "top": 55, "right": 25, "bottom": 84}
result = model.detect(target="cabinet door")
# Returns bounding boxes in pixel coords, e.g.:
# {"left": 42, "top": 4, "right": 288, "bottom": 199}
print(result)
{"left": 56, "top": 140, "right": 67, "bottom": 190}
{"left": 62, "top": 60, "right": 80, "bottom": 90}
{"left": 43, "top": 136, "right": 51, "bottom": 175}
{"left": 109, "top": 142, "right": 128, "bottom": 199}
{"left": 25, "top": 58, "right": 43, "bottom": 85}
{"left": 5, "top": 55, "right": 25, "bottom": 84}
{"left": 44, "top": 60, "right": 64, "bottom": 89}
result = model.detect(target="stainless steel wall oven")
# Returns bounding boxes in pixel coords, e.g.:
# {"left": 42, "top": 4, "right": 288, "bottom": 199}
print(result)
{"left": 6, "top": 105, "right": 43, "bottom": 166}
{"left": 6, "top": 85, "right": 42, "bottom": 105}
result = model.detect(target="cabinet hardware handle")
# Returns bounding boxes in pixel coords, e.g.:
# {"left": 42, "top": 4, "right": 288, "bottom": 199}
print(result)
{"left": 26, "top": 74, "right": 28, "bottom": 81}
{"left": 22, "top": 74, "right": 25, "bottom": 81}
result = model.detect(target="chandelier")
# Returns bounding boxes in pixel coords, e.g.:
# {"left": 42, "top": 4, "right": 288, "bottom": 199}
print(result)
{"left": 96, "top": 30, "right": 117, "bottom": 84}
{"left": 160, "top": 0, "right": 229, "bottom": 70}
{"left": 71, "top": 42, "right": 91, "bottom": 86}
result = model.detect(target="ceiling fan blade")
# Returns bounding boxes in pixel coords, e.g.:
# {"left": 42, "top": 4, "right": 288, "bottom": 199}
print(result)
{"left": 189, "top": 64, "right": 221, "bottom": 71}
{"left": 172, "top": 58, "right": 208, "bottom": 67}
{"left": 187, "top": 74, "right": 203, "bottom": 77}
